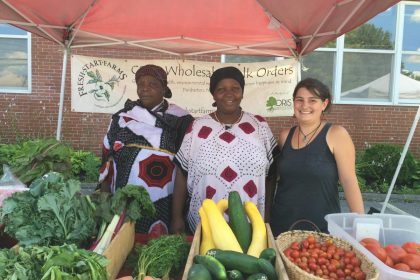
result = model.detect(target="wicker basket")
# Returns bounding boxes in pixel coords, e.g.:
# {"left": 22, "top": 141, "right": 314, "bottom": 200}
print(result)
{"left": 276, "top": 230, "right": 379, "bottom": 280}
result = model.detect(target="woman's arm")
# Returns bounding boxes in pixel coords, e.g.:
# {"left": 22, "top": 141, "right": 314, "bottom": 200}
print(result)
{"left": 171, "top": 167, "right": 188, "bottom": 234}
{"left": 328, "top": 125, "right": 365, "bottom": 214}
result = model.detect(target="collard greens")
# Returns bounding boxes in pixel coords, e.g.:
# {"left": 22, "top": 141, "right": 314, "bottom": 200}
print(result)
{"left": 0, "top": 172, "right": 97, "bottom": 247}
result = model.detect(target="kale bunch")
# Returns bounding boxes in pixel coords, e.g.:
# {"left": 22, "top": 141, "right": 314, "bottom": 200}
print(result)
{"left": 0, "top": 172, "right": 97, "bottom": 247}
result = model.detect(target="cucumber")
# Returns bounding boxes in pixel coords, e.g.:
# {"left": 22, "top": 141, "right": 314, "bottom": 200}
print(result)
{"left": 228, "top": 191, "right": 252, "bottom": 252}
{"left": 246, "top": 273, "right": 268, "bottom": 280}
{"left": 207, "top": 249, "right": 260, "bottom": 275}
{"left": 257, "top": 258, "right": 277, "bottom": 280}
{"left": 227, "top": 270, "right": 244, "bottom": 280}
{"left": 187, "top": 263, "right": 212, "bottom": 280}
{"left": 194, "top": 254, "right": 227, "bottom": 280}
{"left": 259, "top": 248, "right": 276, "bottom": 265}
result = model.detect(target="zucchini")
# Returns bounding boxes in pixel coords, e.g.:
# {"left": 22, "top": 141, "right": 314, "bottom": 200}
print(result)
{"left": 259, "top": 248, "right": 276, "bottom": 265}
{"left": 227, "top": 269, "right": 244, "bottom": 280}
{"left": 228, "top": 191, "right": 252, "bottom": 252}
{"left": 257, "top": 258, "right": 276, "bottom": 280}
{"left": 187, "top": 263, "right": 212, "bottom": 280}
{"left": 194, "top": 254, "right": 227, "bottom": 280}
{"left": 207, "top": 249, "right": 260, "bottom": 275}
{"left": 246, "top": 273, "right": 268, "bottom": 280}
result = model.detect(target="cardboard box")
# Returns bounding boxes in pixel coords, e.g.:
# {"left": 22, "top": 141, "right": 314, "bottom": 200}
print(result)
{"left": 103, "top": 221, "right": 135, "bottom": 280}
{"left": 182, "top": 223, "right": 289, "bottom": 279}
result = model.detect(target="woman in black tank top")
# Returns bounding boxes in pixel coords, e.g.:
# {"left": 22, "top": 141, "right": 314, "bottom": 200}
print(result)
{"left": 270, "top": 78, "right": 364, "bottom": 236}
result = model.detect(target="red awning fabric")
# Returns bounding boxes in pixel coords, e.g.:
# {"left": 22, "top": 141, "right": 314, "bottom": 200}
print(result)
{"left": 0, "top": 0, "right": 400, "bottom": 57}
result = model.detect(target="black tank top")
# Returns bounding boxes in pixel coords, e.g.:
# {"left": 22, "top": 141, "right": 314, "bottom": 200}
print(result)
{"left": 270, "top": 123, "right": 340, "bottom": 236}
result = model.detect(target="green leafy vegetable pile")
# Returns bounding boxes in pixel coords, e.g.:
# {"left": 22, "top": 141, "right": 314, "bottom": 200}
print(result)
{"left": 111, "top": 184, "right": 156, "bottom": 222}
{"left": 0, "top": 244, "right": 108, "bottom": 280}
{"left": 0, "top": 138, "right": 73, "bottom": 184}
{"left": 0, "top": 172, "right": 97, "bottom": 247}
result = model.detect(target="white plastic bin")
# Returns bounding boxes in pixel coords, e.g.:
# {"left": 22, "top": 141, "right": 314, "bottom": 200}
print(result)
{"left": 325, "top": 213, "right": 420, "bottom": 280}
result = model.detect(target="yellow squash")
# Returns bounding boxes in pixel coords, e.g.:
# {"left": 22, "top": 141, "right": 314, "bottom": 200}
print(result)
{"left": 199, "top": 206, "right": 215, "bottom": 255}
{"left": 202, "top": 199, "right": 242, "bottom": 252}
{"left": 244, "top": 201, "right": 267, "bottom": 257}
{"left": 216, "top": 198, "right": 228, "bottom": 213}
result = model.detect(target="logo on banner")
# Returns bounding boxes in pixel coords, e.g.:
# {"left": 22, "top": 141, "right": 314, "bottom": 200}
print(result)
{"left": 76, "top": 59, "right": 128, "bottom": 108}
{"left": 266, "top": 96, "right": 292, "bottom": 111}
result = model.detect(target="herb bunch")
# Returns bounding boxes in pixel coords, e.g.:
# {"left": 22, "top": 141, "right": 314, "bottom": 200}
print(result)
{"left": 135, "top": 235, "right": 190, "bottom": 280}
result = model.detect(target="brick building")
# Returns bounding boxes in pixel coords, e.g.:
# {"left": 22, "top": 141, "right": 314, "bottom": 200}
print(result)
{"left": 0, "top": 34, "right": 419, "bottom": 157}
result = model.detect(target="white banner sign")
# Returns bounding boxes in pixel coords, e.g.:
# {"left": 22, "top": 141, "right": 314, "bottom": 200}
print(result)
{"left": 71, "top": 55, "right": 298, "bottom": 116}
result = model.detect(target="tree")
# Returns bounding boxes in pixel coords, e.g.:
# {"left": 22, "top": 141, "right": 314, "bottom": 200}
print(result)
{"left": 345, "top": 23, "right": 393, "bottom": 50}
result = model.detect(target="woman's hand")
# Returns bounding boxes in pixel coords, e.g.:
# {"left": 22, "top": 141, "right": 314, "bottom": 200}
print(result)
{"left": 171, "top": 167, "right": 188, "bottom": 233}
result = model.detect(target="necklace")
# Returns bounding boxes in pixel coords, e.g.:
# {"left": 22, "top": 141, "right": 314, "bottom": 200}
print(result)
{"left": 299, "top": 122, "right": 322, "bottom": 142}
{"left": 213, "top": 110, "right": 243, "bottom": 130}
{"left": 297, "top": 122, "right": 322, "bottom": 148}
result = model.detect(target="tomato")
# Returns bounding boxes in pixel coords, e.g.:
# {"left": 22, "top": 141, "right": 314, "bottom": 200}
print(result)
{"left": 402, "top": 242, "right": 420, "bottom": 255}
{"left": 364, "top": 243, "right": 387, "bottom": 262}
{"left": 360, "top": 237, "right": 381, "bottom": 248}
{"left": 307, "top": 234, "right": 316, "bottom": 244}
{"left": 344, "top": 251, "right": 356, "bottom": 258}
{"left": 384, "top": 256, "right": 394, "bottom": 267}
{"left": 290, "top": 241, "right": 300, "bottom": 250}
{"left": 394, "top": 262, "right": 411, "bottom": 272}
{"left": 351, "top": 256, "right": 361, "bottom": 267}
{"left": 400, "top": 253, "right": 420, "bottom": 270}
{"left": 384, "top": 244, "right": 407, "bottom": 263}
{"left": 308, "top": 262, "right": 318, "bottom": 271}
{"left": 336, "top": 268, "right": 345, "bottom": 278}
{"left": 302, "top": 240, "right": 309, "bottom": 249}
{"left": 327, "top": 263, "right": 337, "bottom": 272}
{"left": 291, "top": 250, "right": 300, "bottom": 258}
{"left": 353, "top": 271, "right": 366, "bottom": 280}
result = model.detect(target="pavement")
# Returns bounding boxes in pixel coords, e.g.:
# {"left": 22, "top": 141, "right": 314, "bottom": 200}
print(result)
{"left": 339, "top": 192, "right": 420, "bottom": 218}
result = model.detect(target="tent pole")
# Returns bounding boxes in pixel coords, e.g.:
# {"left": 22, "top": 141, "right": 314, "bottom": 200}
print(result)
{"left": 56, "top": 47, "right": 69, "bottom": 141}
{"left": 381, "top": 105, "right": 420, "bottom": 213}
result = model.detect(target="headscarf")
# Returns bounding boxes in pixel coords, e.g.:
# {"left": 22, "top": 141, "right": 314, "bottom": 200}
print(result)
{"left": 209, "top": 66, "right": 245, "bottom": 94}
{"left": 135, "top": 64, "right": 172, "bottom": 98}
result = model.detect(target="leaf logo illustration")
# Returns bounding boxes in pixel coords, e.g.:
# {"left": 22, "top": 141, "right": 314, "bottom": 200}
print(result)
{"left": 87, "top": 69, "right": 119, "bottom": 101}
{"left": 266, "top": 96, "right": 277, "bottom": 111}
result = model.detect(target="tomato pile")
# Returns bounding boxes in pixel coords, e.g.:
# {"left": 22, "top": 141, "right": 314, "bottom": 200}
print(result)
{"left": 360, "top": 238, "right": 420, "bottom": 274}
{"left": 283, "top": 234, "right": 367, "bottom": 280}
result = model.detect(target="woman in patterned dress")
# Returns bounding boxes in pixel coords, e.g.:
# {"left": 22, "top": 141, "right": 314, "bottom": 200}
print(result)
{"left": 99, "top": 64, "right": 193, "bottom": 234}
{"left": 171, "top": 66, "right": 280, "bottom": 234}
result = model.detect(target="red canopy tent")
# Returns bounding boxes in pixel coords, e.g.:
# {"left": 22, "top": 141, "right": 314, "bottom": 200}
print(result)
{"left": 1, "top": 0, "right": 399, "bottom": 57}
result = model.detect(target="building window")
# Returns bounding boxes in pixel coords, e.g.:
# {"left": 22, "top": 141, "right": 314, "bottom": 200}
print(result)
{"left": 400, "top": 4, "right": 420, "bottom": 103}
{"left": 340, "top": 5, "right": 397, "bottom": 102}
{"left": 302, "top": 1, "right": 420, "bottom": 105}
{"left": 0, "top": 24, "right": 31, "bottom": 93}
{"left": 301, "top": 49, "right": 335, "bottom": 92}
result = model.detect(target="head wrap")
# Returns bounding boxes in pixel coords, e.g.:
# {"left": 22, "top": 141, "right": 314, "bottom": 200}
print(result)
{"left": 209, "top": 66, "right": 245, "bottom": 94}
{"left": 135, "top": 64, "right": 172, "bottom": 98}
